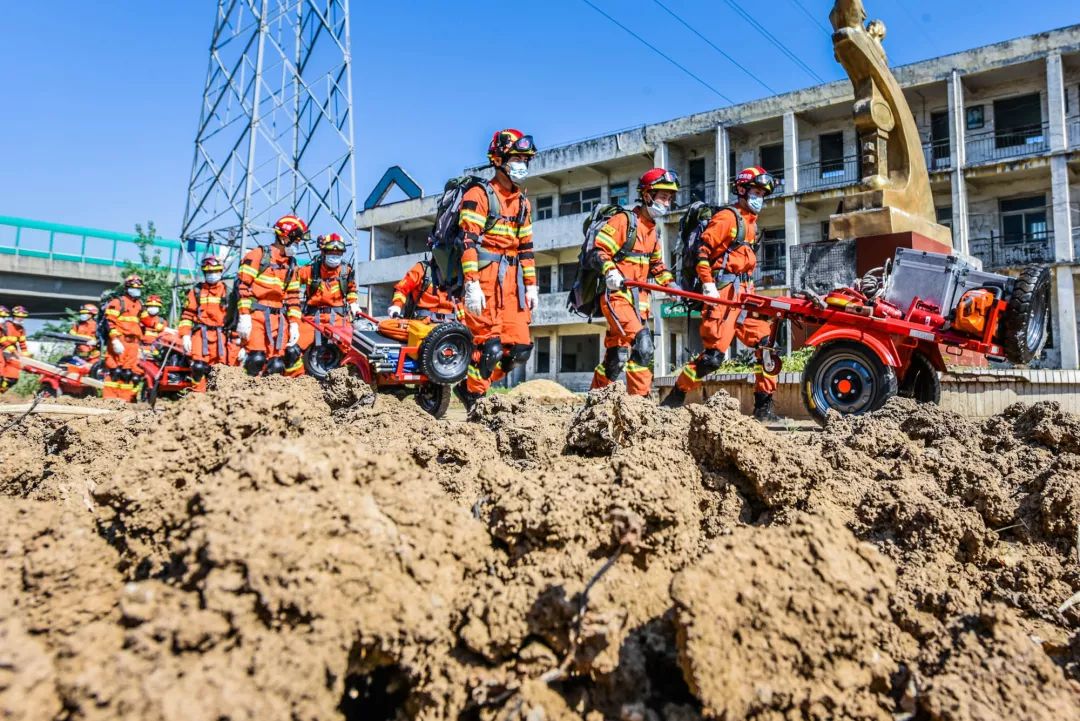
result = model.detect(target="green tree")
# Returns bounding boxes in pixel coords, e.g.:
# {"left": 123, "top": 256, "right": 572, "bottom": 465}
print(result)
{"left": 113, "top": 221, "right": 175, "bottom": 318}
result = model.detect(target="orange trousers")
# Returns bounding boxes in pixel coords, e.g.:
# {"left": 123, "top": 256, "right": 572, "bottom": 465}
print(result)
{"left": 675, "top": 283, "right": 779, "bottom": 395}
{"left": 463, "top": 257, "right": 531, "bottom": 395}
{"left": 188, "top": 325, "right": 227, "bottom": 392}
{"left": 104, "top": 334, "right": 142, "bottom": 402}
{"left": 591, "top": 292, "right": 653, "bottom": 396}
{"left": 0, "top": 352, "right": 18, "bottom": 391}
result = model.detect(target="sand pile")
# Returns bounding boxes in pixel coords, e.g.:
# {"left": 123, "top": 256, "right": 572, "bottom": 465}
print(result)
{"left": 0, "top": 372, "right": 1077, "bottom": 720}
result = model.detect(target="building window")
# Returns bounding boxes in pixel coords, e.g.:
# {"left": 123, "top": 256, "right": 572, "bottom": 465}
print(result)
{"left": 536, "top": 265, "right": 552, "bottom": 294}
{"left": 966, "top": 106, "right": 985, "bottom": 130}
{"left": 560, "top": 186, "right": 601, "bottom": 216}
{"left": 993, "top": 93, "right": 1043, "bottom": 148}
{"left": 558, "top": 263, "right": 578, "bottom": 293}
{"left": 999, "top": 195, "right": 1047, "bottom": 244}
{"left": 935, "top": 205, "right": 953, "bottom": 229}
{"left": 688, "top": 157, "right": 707, "bottom": 202}
{"left": 559, "top": 334, "right": 600, "bottom": 373}
{"left": 929, "top": 111, "right": 951, "bottom": 168}
{"left": 819, "top": 132, "right": 844, "bottom": 176}
{"left": 759, "top": 228, "right": 786, "bottom": 271}
{"left": 610, "top": 182, "right": 629, "bottom": 207}
{"left": 759, "top": 143, "right": 784, "bottom": 181}
{"left": 820, "top": 220, "right": 831, "bottom": 241}
{"left": 728, "top": 151, "right": 736, "bottom": 182}
{"left": 535, "top": 337, "right": 551, "bottom": 373}
{"left": 536, "top": 195, "right": 553, "bottom": 220}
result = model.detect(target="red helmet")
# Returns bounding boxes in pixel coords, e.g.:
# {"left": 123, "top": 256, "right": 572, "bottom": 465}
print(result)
{"left": 200, "top": 256, "right": 224, "bottom": 273}
{"left": 12, "top": 305, "right": 28, "bottom": 319}
{"left": 0, "top": 306, "right": 9, "bottom": 318}
{"left": 145, "top": 295, "right": 163, "bottom": 308}
{"left": 317, "top": 233, "right": 347, "bottom": 254}
{"left": 80, "top": 303, "right": 99, "bottom": 315}
{"left": 124, "top": 274, "right": 144, "bottom": 288}
{"left": 487, "top": 128, "right": 537, "bottom": 164}
{"left": 734, "top": 166, "right": 776, "bottom": 196}
{"left": 273, "top": 215, "right": 309, "bottom": 245}
{"left": 638, "top": 168, "right": 681, "bottom": 197}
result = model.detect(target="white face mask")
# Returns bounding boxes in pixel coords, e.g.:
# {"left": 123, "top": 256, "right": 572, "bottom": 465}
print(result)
{"left": 648, "top": 201, "right": 670, "bottom": 219}
{"left": 284, "top": 245, "right": 298, "bottom": 257}
{"left": 147, "top": 307, "right": 160, "bottom": 316}
{"left": 204, "top": 272, "right": 222, "bottom": 284}
{"left": 323, "top": 255, "right": 343, "bottom": 268}
{"left": 78, "top": 313, "right": 90, "bottom": 322}
{"left": 746, "top": 194, "right": 764, "bottom": 214}
{"left": 506, "top": 161, "right": 529, "bottom": 183}
{"left": 127, "top": 288, "right": 142, "bottom": 298}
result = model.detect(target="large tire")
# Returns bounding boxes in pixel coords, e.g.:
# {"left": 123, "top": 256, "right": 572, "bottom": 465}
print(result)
{"left": 1002, "top": 264, "right": 1050, "bottom": 365}
{"left": 801, "top": 340, "right": 898, "bottom": 424}
{"left": 303, "top": 343, "right": 344, "bottom": 382}
{"left": 88, "top": 360, "right": 106, "bottom": 381}
{"left": 415, "top": 382, "right": 451, "bottom": 419}
{"left": 418, "top": 322, "right": 472, "bottom": 385}
{"left": 898, "top": 352, "right": 941, "bottom": 405}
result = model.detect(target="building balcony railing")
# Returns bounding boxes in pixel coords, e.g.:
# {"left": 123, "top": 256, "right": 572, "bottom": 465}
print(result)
{"left": 676, "top": 181, "right": 717, "bottom": 207}
{"left": 797, "top": 156, "right": 859, "bottom": 192}
{"left": 751, "top": 262, "right": 787, "bottom": 288}
{"left": 1069, "top": 115, "right": 1080, "bottom": 149}
{"left": 965, "top": 123, "right": 1049, "bottom": 165}
{"left": 922, "top": 139, "right": 952, "bottom": 172}
{"left": 969, "top": 232, "right": 1055, "bottom": 272}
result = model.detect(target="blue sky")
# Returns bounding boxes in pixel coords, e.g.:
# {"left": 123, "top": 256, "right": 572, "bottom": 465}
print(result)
{"left": 3, "top": 1, "right": 1078, "bottom": 239}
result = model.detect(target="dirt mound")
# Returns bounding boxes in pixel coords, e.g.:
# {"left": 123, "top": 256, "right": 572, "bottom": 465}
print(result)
{"left": 1, "top": 377, "right": 1078, "bottom": 719}
{"left": 507, "top": 379, "right": 577, "bottom": 402}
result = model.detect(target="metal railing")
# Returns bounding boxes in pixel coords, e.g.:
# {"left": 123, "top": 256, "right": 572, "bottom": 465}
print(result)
{"left": 922, "top": 139, "right": 952, "bottom": 171}
{"left": 969, "top": 231, "right": 1055, "bottom": 271}
{"left": 965, "top": 123, "right": 1049, "bottom": 165}
{"left": 676, "top": 181, "right": 717, "bottom": 207}
{"left": 751, "top": 262, "right": 787, "bottom": 288}
{"left": 0, "top": 215, "right": 191, "bottom": 273}
{"left": 1069, "top": 115, "right": 1080, "bottom": 149}
{"left": 797, "top": 156, "right": 859, "bottom": 192}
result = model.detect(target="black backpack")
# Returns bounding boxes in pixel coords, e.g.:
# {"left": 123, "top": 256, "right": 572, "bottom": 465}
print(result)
{"left": 94, "top": 291, "right": 120, "bottom": 349}
{"left": 566, "top": 205, "right": 639, "bottom": 319}
{"left": 426, "top": 176, "right": 528, "bottom": 297}
{"left": 676, "top": 202, "right": 746, "bottom": 303}
{"left": 223, "top": 245, "right": 296, "bottom": 330}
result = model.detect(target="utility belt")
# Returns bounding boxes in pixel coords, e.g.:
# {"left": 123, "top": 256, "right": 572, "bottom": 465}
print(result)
{"left": 477, "top": 248, "right": 526, "bottom": 311}
{"left": 252, "top": 302, "right": 289, "bottom": 351}
{"left": 304, "top": 305, "right": 348, "bottom": 345}
{"left": 193, "top": 322, "right": 226, "bottom": 359}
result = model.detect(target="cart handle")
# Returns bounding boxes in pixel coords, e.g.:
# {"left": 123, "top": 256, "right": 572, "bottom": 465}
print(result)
{"left": 622, "top": 280, "right": 746, "bottom": 309}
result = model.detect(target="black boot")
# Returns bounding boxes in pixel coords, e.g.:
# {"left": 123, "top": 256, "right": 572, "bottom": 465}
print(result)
{"left": 660, "top": 387, "right": 686, "bottom": 408}
{"left": 453, "top": 381, "right": 481, "bottom": 413}
{"left": 753, "top": 391, "right": 780, "bottom": 423}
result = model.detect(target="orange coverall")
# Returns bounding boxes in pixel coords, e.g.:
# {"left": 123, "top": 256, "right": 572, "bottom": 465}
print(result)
{"left": 237, "top": 245, "right": 301, "bottom": 362}
{"left": 179, "top": 281, "right": 229, "bottom": 392}
{"left": 459, "top": 182, "right": 534, "bottom": 395}
{"left": 590, "top": 207, "right": 674, "bottom": 396}
{"left": 0, "top": 319, "right": 26, "bottom": 389}
{"left": 70, "top": 318, "right": 99, "bottom": 360}
{"left": 295, "top": 259, "right": 358, "bottom": 367}
{"left": 103, "top": 295, "right": 145, "bottom": 401}
{"left": 391, "top": 261, "right": 458, "bottom": 318}
{"left": 674, "top": 207, "right": 778, "bottom": 395}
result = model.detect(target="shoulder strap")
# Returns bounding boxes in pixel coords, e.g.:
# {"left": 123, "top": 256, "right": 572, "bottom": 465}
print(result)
{"left": 722, "top": 205, "right": 746, "bottom": 245}
{"left": 478, "top": 179, "right": 501, "bottom": 233}
{"left": 612, "top": 209, "right": 639, "bottom": 261}
{"left": 307, "top": 258, "right": 323, "bottom": 298}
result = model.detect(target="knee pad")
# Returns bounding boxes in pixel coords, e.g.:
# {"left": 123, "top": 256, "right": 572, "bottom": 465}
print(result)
{"left": 112, "top": 368, "right": 132, "bottom": 383}
{"left": 244, "top": 351, "right": 267, "bottom": 376}
{"left": 629, "top": 329, "right": 654, "bottom": 368}
{"left": 499, "top": 343, "right": 533, "bottom": 373}
{"left": 696, "top": 348, "right": 725, "bottom": 376}
{"left": 190, "top": 361, "right": 211, "bottom": 382}
{"left": 602, "top": 346, "right": 630, "bottom": 381}
{"left": 477, "top": 338, "right": 503, "bottom": 379}
{"left": 264, "top": 356, "right": 286, "bottom": 375}
{"left": 283, "top": 344, "right": 302, "bottom": 368}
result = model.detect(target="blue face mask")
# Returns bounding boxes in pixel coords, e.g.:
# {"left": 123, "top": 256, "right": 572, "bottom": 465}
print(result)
{"left": 746, "top": 195, "right": 764, "bottom": 214}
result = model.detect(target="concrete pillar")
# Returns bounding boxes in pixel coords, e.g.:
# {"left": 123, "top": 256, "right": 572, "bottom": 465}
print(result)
{"left": 782, "top": 111, "right": 799, "bottom": 196}
{"left": 1052, "top": 157, "right": 1074, "bottom": 262}
{"left": 652, "top": 140, "right": 672, "bottom": 379}
{"left": 653, "top": 140, "right": 669, "bottom": 172}
{"left": 1055, "top": 269, "right": 1079, "bottom": 369}
{"left": 1047, "top": 52, "right": 1067, "bottom": 152}
{"left": 947, "top": 69, "right": 970, "bottom": 255}
{"left": 783, "top": 197, "right": 801, "bottom": 354}
{"left": 715, "top": 125, "right": 730, "bottom": 204}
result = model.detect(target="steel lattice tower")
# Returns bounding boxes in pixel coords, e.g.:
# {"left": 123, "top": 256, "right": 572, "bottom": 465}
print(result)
{"left": 179, "top": 0, "right": 357, "bottom": 270}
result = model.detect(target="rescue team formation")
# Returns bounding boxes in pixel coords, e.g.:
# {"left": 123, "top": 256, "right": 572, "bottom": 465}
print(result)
{"left": 2, "top": 128, "right": 1048, "bottom": 420}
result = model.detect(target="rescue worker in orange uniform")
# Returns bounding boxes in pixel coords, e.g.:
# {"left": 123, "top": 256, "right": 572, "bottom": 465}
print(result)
{"left": 69, "top": 303, "right": 100, "bottom": 361}
{"left": 0, "top": 305, "right": 23, "bottom": 392}
{"left": 388, "top": 259, "right": 457, "bottom": 320}
{"left": 295, "top": 233, "right": 360, "bottom": 375}
{"left": 456, "top": 129, "right": 538, "bottom": 409}
{"left": 235, "top": 215, "right": 305, "bottom": 376}
{"left": 590, "top": 169, "right": 680, "bottom": 396}
{"left": 103, "top": 275, "right": 146, "bottom": 401}
{"left": 663, "top": 167, "right": 781, "bottom": 420}
{"left": 179, "top": 256, "right": 229, "bottom": 391}
{"left": 139, "top": 295, "right": 167, "bottom": 354}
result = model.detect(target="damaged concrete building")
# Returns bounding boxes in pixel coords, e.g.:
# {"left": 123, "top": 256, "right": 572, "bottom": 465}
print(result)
{"left": 356, "top": 25, "right": 1080, "bottom": 390}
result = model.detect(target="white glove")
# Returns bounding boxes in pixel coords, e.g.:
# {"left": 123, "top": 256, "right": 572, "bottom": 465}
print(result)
{"left": 287, "top": 322, "right": 300, "bottom": 347}
{"left": 387, "top": 305, "right": 402, "bottom": 318}
{"left": 111, "top": 338, "right": 125, "bottom": 355}
{"left": 181, "top": 335, "right": 192, "bottom": 354}
{"left": 349, "top": 302, "right": 362, "bottom": 317}
{"left": 702, "top": 282, "right": 720, "bottom": 299}
{"left": 463, "top": 280, "right": 486, "bottom": 315}
{"left": 236, "top": 313, "right": 252, "bottom": 340}
{"left": 236, "top": 348, "right": 247, "bottom": 365}
{"left": 605, "top": 269, "right": 625, "bottom": 291}
{"left": 525, "top": 285, "right": 539, "bottom": 311}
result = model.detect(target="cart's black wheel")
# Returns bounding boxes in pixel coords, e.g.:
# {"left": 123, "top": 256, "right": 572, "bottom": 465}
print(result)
{"left": 802, "top": 341, "right": 898, "bottom": 425}
{"left": 415, "top": 382, "right": 451, "bottom": 418}
{"left": 898, "top": 352, "right": 941, "bottom": 405}
{"left": 1002, "top": 265, "right": 1050, "bottom": 365}
{"left": 88, "top": 360, "right": 106, "bottom": 381}
{"left": 303, "top": 343, "right": 344, "bottom": 382}
{"left": 418, "top": 322, "right": 472, "bottom": 385}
